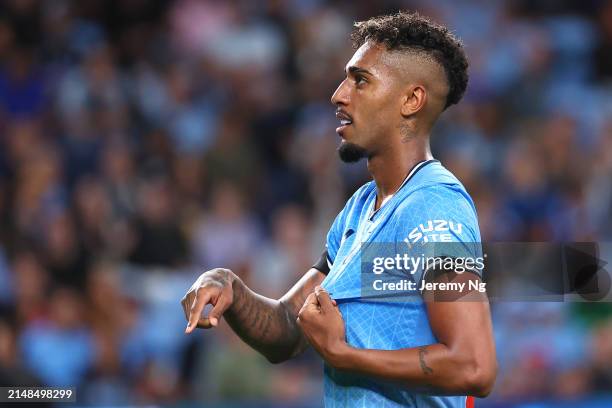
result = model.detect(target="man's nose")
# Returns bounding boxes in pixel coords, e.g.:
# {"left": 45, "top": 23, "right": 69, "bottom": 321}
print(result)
{"left": 331, "top": 79, "right": 349, "bottom": 106}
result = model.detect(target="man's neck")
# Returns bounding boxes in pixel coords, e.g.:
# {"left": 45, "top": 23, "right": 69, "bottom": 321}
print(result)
{"left": 367, "top": 138, "right": 433, "bottom": 210}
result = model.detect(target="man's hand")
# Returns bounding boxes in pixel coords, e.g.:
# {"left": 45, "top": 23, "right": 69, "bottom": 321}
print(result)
{"left": 181, "top": 268, "right": 236, "bottom": 333}
{"left": 296, "top": 286, "right": 347, "bottom": 366}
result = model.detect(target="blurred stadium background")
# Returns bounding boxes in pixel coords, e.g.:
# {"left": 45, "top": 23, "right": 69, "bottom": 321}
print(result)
{"left": 0, "top": 0, "right": 611, "bottom": 407}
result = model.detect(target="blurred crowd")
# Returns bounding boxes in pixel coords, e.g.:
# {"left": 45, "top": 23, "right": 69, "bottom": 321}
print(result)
{"left": 0, "top": 0, "right": 611, "bottom": 406}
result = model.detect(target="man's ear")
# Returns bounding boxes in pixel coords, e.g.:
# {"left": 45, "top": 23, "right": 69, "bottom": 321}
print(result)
{"left": 401, "top": 85, "right": 427, "bottom": 118}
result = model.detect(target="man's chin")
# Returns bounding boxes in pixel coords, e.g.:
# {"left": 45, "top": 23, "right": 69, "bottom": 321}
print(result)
{"left": 338, "top": 141, "right": 368, "bottom": 163}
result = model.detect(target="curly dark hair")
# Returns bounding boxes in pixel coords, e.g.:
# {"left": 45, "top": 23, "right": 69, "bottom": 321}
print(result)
{"left": 351, "top": 11, "right": 468, "bottom": 110}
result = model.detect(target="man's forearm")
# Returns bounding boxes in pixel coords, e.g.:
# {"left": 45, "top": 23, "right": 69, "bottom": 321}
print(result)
{"left": 224, "top": 278, "right": 306, "bottom": 363}
{"left": 329, "top": 343, "right": 494, "bottom": 397}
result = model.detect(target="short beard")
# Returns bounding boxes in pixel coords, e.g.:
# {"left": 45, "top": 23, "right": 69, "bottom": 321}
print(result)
{"left": 338, "top": 142, "right": 368, "bottom": 163}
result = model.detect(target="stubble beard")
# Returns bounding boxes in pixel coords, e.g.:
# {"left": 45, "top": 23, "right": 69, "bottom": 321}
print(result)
{"left": 337, "top": 141, "right": 369, "bottom": 163}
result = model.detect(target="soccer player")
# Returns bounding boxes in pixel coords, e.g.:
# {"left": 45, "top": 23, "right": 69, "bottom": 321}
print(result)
{"left": 182, "top": 11, "right": 496, "bottom": 407}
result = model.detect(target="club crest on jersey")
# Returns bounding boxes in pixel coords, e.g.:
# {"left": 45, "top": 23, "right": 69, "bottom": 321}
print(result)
{"left": 404, "top": 220, "right": 463, "bottom": 243}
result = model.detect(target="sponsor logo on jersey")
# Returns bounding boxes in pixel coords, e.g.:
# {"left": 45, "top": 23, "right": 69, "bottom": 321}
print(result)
{"left": 404, "top": 220, "right": 463, "bottom": 243}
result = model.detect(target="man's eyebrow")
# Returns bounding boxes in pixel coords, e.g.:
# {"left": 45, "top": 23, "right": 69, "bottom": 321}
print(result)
{"left": 346, "top": 66, "right": 373, "bottom": 76}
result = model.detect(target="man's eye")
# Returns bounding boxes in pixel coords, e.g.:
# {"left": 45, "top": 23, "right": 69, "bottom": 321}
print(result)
{"left": 354, "top": 75, "right": 366, "bottom": 85}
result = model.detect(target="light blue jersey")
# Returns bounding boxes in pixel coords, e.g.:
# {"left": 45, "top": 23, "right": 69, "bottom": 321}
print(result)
{"left": 321, "top": 160, "right": 481, "bottom": 408}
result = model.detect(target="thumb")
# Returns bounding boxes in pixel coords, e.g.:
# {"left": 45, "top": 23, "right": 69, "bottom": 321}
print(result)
{"left": 207, "top": 296, "right": 231, "bottom": 327}
{"left": 315, "top": 286, "right": 334, "bottom": 312}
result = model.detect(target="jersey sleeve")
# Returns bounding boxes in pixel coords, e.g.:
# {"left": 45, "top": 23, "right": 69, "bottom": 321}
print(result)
{"left": 325, "top": 205, "right": 347, "bottom": 267}
{"left": 393, "top": 184, "right": 483, "bottom": 286}
{"left": 311, "top": 198, "right": 349, "bottom": 275}
{"left": 322, "top": 183, "right": 371, "bottom": 268}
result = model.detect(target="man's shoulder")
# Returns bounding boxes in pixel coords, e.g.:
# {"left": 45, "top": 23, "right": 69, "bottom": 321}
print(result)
{"left": 401, "top": 187, "right": 473, "bottom": 213}
{"left": 405, "top": 161, "right": 474, "bottom": 203}
{"left": 352, "top": 179, "right": 376, "bottom": 199}
{"left": 328, "top": 180, "right": 375, "bottom": 234}
{"left": 394, "top": 164, "right": 478, "bottom": 226}
{"left": 343, "top": 180, "right": 376, "bottom": 211}
{"left": 409, "top": 161, "right": 467, "bottom": 192}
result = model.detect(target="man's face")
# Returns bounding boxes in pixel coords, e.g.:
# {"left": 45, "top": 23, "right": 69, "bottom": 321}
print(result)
{"left": 331, "top": 41, "right": 403, "bottom": 162}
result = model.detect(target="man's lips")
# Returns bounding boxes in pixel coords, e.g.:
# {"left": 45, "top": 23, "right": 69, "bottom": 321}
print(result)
{"left": 335, "top": 110, "right": 352, "bottom": 134}
{"left": 336, "top": 123, "right": 350, "bottom": 135}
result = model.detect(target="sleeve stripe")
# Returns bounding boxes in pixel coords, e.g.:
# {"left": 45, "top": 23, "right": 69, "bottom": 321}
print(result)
{"left": 312, "top": 250, "right": 331, "bottom": 275}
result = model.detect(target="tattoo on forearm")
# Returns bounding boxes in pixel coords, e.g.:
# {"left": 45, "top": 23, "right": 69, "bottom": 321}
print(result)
{"left": 419, "top": 346, "right": 433, "bottom": 375}
{"left": 223, "top": 273, "right": 321, "bottom": 361}
{"left": 226, "top": 285, "right": 300, "bottom": 354}
{"left": 231, "top": 295, "right": 277, "bottom": 340}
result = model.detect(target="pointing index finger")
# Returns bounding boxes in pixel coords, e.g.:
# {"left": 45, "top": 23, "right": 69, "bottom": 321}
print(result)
{"left": 186, "top": 289, "right": 211, "bottom": 334}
